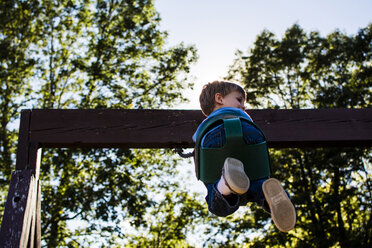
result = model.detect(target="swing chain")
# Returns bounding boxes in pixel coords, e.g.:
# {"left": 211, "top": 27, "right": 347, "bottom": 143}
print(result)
{"left": 175, "top": 147, "right": 194, "bottom": 158}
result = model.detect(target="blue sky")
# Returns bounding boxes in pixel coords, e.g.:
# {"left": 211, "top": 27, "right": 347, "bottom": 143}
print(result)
{"left": 155, "top": 0, "right": 372, "bottom": 109}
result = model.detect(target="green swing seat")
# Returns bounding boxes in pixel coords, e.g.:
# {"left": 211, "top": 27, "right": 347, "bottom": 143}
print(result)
{"left": 194, "top": 114, "right": 271, "bottom": 184}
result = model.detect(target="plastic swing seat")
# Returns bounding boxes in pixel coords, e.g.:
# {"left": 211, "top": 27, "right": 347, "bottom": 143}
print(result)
{"left": 194, "top": 114, "right": 271, "bottom": 184}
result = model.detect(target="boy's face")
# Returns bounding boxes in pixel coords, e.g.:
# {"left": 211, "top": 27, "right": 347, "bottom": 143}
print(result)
{"left": 214, "top": 91, "right": 246, "bottom": 112}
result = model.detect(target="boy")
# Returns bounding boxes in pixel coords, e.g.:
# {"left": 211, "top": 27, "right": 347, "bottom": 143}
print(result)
{"left": 193, "top": 80, "right": 296, "bottom": 232}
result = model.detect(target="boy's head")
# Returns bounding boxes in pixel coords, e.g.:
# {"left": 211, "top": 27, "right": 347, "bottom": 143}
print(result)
{"left": 199, "top": 80, "right": 246, "bottom": 116}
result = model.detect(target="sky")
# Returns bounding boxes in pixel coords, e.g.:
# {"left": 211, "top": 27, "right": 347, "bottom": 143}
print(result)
{"left": 154, "top": 0, "right": 372, "bottom": 109}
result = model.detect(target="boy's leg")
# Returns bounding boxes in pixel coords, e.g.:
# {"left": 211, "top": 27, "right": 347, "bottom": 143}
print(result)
{"left": 262, "top": 178, "right": 296, "bottom": 232}
{"left": 205, "top": 157, "right": 250, "bottom": 217}
{"left": 205, "top": 183, "right": 240, "bottom": 217}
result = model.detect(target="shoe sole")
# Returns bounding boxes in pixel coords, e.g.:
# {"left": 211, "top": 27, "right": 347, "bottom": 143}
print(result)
{"left": 222, "top": 157, "right": 249, "bottom": 194}
{"left": 262, "top": 178, "right": 296, "bottom": 232}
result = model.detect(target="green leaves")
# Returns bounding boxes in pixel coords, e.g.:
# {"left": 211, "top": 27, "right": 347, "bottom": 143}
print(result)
{"left": 226, "top": 24, "right": 371, "bottom": 247}
{"left": 228, "top": 24, "right": 372, "bottom": 110}
{"left": 309, "top": 25, "right": 372, "bottom": 108}
{"left": 0, "top": 0, "right": 198, "bottom": 246}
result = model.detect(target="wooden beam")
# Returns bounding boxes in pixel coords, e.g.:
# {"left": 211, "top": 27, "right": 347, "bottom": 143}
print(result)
{"left": 251, "top": 108, "right": 372, "bottom": 148}
{"left": 29, "top": 109, "right": 202, "bottom": 148}
{"left": 28, "top": 108, "right": 372, "bottom": 148}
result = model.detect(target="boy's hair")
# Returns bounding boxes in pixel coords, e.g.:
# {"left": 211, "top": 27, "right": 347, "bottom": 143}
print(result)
{"left": 199, "top": 80, "right": 246, "bottom": 116}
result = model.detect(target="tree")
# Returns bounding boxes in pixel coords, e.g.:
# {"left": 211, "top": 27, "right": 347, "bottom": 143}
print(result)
{"left": 219, "top": 24, "right": 372, "bottom": 247}
{"left": 0, "top": 0, "right": 202, "bottom": 246}
{"left": 0, "top": 0, "right": 39, "bottom": 214}
{"left": 126, "top": 190, "right": 208, "bottom": 247}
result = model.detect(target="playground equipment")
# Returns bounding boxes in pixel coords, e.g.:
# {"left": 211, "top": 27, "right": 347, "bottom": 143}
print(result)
{"left": 0, "top": 108, "right": 371, "bottom": 247}
{"left": 194, "top": 115, "right": 271, "bottom": 184}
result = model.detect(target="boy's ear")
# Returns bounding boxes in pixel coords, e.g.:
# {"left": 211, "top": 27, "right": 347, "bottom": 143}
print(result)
{"left": 214, "top": 93, "right": 224, "bottom": 105}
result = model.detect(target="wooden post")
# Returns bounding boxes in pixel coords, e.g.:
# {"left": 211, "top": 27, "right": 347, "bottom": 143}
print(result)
{"left": 0, "top": 170, "right": 37, "bottom": 247}
{"left": 0, "top": 110, "right": 41, "bottom": 248}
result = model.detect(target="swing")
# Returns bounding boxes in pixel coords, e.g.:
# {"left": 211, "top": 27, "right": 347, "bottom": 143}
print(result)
{"left": 194, "top": 114, "right": 271, "bottom": 184}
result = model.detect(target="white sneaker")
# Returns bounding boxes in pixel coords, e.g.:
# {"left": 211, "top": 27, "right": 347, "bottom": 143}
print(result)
{"left": 262, "top": 178, "right": 296, "bottom": 232}
{"left": 222, "top": 157, "right": 250, "bottom": 195}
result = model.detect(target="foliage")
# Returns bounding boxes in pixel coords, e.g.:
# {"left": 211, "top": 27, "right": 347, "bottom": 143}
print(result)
{"left": 0, "top": 0, "right": 201, "bottom": 246}
{"left": 126, "top": 189, "right": 209, "bottom": 247}
{"left": 0, "top": 0, "right": 38, "bottom": 213}
{"left": 221, "top": 24, "right": 372, "bottom": 247}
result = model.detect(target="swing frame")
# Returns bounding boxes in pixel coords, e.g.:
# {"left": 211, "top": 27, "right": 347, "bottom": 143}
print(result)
{"left": 0, "top": 108, "right": 371, "bottom": 247}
